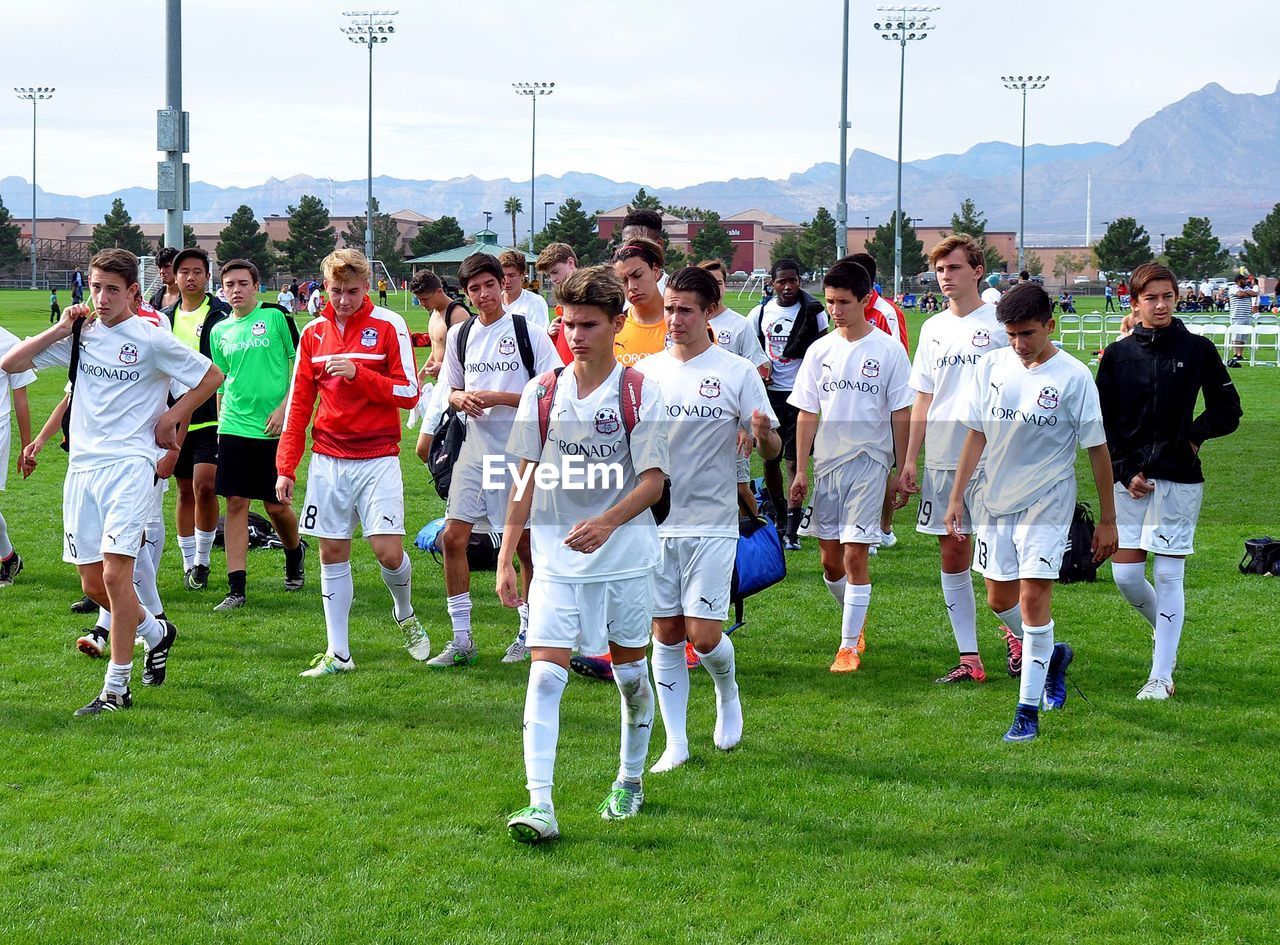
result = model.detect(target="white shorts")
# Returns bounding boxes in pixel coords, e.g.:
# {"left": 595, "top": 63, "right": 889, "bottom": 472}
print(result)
{"left": 917, "top": 467, "right": 986, "bottom": 536}
{"left": 62, "top": 457, "right": 155, "bottom": 565}
{"left": 1114, "top": 479, "right": 1202, "bottom": 556}
{"left": 653, "top": 535, "right": 736, "bottom": 620}
{"left": 812, "top": 454, "right": 889, "bottom": 544}
{"left": 525, "top": 573, "right": 654, "bottom": 653}
{"left": 300, "top": 453, "right": 405, "bottom": 539}
{"left": 444, "top": 450, "right": 514, "bottom": 531}
{"left": 148, "top": 475, "right": 169, "bottom": 522}
{"left": 973, "top": 477, "right": 1075, "bottom": 581}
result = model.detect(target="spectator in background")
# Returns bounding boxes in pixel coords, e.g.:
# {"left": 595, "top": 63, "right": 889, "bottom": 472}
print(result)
{"left": 49, "top": 289, "right": 61, "bottom": 324}
{"left": 1104, "top": 281, "right": 1116, "bottom": 312}
{"left": 149, "top": 247, "right": 183, "bottom": 311}
{"left": 277, "top": 285, "right": 295, "bottom": 312}
{"left": 1227, "top": 274, "right": 1258, "bottom": 366}
{"left": 981, "top": 273, "right": 1002, "bottom": 307}
{"left": 71, "top": 268, "right": 84, "bottom": 304}
{"left": 1018, "top": 270, "right": 1030, "bottom": 283}
{"left": 378, "top": 277, "right": 389, "bottom": 305}
{"left": 306, "top": 282, "right": 323, "bottom": 318}
{"left": 289, "top": 279, "right": 300, "bottom": 310}
{"left": 1118, "top": 281, "right": 1130, "bottom": 309}
{"left": 498, "top": 250, "right": 550, "bottom": 328}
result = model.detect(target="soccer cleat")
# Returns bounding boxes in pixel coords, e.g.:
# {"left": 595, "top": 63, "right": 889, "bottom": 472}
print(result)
{"left": 142, "top": 620, "right": 177, "bottom": 686}
{"left": 935, "top": 661, "right": 987, "bottom": 685}
{"left": 76, "top": 627, "right": 110, "bottom": 659}
{"left": 284, "top": 543, "right": 306, "bottom": 591}
{"left": 783, "top": 536, "right": 802, "bottom": 551}
{"left": 879, "top": 530, "right": 898, "bottom": 549}
{"left": 426, "top": 639, "right": 477, "bottom": 669}
{"left": 829, "top": 647, "right": 860, "bottom": 674}
{"left": 300, "top": 651, "right": 355, "bottom": 677}
{"left": 1136, "top": 676, "right": 1175, "bottom": 701}
{"left": 75, "top": 688, "right": 132, "bottom": 717}
{"left": 214, "top": 593, "right": 246, "bottom": 612}
{"left": 501, "top": 631, "right": 529, "bottom": 664}
{"left": 1001, "top": 625, "right": 1023, "bottom": 677}
{"left": 685, "top": 642, "right": 701, "bottom": 669}
{"left": 868, "top": 543, "right": 878, "bottom": 557}
{"left": 1003, "top": 704, "right": 1040, "bottom": 742}
{"left": 185, "top": 564, "right": 210, "bottom": 591}
{"left": 598, "top": 780, "right": 644, "bottom": 821}
{"left": 856, "top": 628, "right": 867, "bottom": 655}
{"left": 507, "top": 805, "right": 559, "bottom": 844}
{"left": 70, "top": 594, "right": 97, "bottom": 615}
{"left": 398, "top": 613, "right": 431, "bottom": 661}
{"left": 0, "top": 552, "right": 23, "bottom": 587}
{"left": 569, "top": 653, "right": 613, "bottom": 682}
{"left": 1041, "top": 642, "right": 1074, "bottom": 711}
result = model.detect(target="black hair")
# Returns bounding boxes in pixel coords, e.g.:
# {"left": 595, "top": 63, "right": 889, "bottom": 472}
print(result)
{"left": 665, "top": 266, "right": 721, "bottom": 310}
{"left": 822, "top": 260, "right": 871, "bottom": 299}
{"left": 844, "top": 252, "right": 877, "bottom": 281}
{"left": 155, "top": 246, "right": 180, "bottom": 267}
{"left": 410, "top": 270, "right": 443, "bottom": 295}
{"left": 996, "top": 282, "right": 1053, "bottom": 325}
{"left": 771, "top": 258, "right": 800, "bottom": 280}
{"left": 1019, "top": 270, "right": 1030, "bottom": 281}
{"left": 620, "top": 208, "right": 664, "bottom": 236}
{"left": 457, "top": 253, "right": 505, "bottom": 291}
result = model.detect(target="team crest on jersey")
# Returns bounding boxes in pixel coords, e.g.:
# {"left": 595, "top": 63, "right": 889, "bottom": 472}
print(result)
{"left": 971, "top": 328, "right": 991, "bottom": 348}
{"left": 118, "top": 343, "right": 138, "bottom": 365}
{"left": 717, "top": 329, "right": 732, "bottom": 346}
{"left": 1037, "top": 385, "right": 1061, "bottom": 410}
{"left": 535, "top": 384, "right": 547, "bottom": 400}
{"left": 699, "top": 375, "right": 722, "bottom": 398}
{"left": 594, "top": 407, "right": 621, "bottom": 435}
{"left": 251, "top": 320, "right": 267, "bottom": 336}
{"left": 499, "top": 336, "right": 517, "bottom": 356}
{"left": 360, "top": 327, "right": 378, "bottom": 348}
{"left": 861, "top": 358, "right": 880, "bottom": 378}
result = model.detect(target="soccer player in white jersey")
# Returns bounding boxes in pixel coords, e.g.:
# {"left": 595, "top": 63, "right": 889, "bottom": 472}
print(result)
{"left": 436, "top": 253, "right": 560, "bottom": 668}
{"left": 789, "top": 261, "right": 913, "bottom": 673}
{"left": 0, "top": 321, "right": 35, "bottom": 587}
{"left": 696, "top": 259, "right": 770, "bottom": 378}
{"left": 2, "top": 249, "right": 223, "bottom": 715}
{"left": 496, "top": 265, "right": 669, "bottom": 843}
{"left": 636, "top": 266, "right": 779, "bottom": 771}
{"left": 945, "top": 283, "right": 1118, "bottom": 740}
{"left": 499, "top": 250, "right": 551, "bottom": 329}
{"left": 901, "top": 234, "right": 1011, "bottom": 685}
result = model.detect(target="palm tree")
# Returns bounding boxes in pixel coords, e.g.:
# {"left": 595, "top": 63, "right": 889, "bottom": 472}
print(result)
{"left": 504, "top": 196, "right": 523, "bottom": 246}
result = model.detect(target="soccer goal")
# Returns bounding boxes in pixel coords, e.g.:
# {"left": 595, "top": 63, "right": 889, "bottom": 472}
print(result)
{"left": 370, "top": 260, "right": 398, "bottom": 295}
{"left": 138, "top": 255, "right": 163, "bottom": 302}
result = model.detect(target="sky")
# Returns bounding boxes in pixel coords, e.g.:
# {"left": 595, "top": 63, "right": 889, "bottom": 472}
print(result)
{"left": 2, "top": 0, "right": 1278, "bottom": 199}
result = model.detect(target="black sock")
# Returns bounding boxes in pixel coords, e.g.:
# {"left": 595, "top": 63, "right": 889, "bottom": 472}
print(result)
{"left": 787, "top": 506, "right": 803, "bottom": 539}
{"left": 228, "top": 570, "right": 247, "bottom": 597}
{"left": 284, "top": 543, "right": 305, "bottom": 571}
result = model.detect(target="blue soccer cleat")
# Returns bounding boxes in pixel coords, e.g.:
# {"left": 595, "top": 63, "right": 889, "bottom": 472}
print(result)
{"left": 1042, "top": 642, "right": 1074, "bottom": 711}
{"left": 1003, "top": 704, "right": 1039, "bottom": 742}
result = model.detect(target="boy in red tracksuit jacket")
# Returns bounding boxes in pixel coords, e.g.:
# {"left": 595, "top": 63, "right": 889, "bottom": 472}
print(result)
{"left": 275, "top": 248, "right": 431, "bottom": 676}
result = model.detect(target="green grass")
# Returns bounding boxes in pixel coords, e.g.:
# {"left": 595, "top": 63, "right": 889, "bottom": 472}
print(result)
{"left": 2, "top": 287, "right": 1278, "bottom": 944}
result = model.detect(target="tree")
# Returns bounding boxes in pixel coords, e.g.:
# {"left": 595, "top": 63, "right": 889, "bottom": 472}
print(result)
{"left": 948, "top": 198, "right": 1004, "bottom": 274}
{"left": 183, "top": 225, "right": 198, "bottom": 249}
{"left": 342, "top": 197, "right": 404, "bottom": 278}
{"left": 1052, "top": 251, "right": 1085, "bottom": 285}
{"left": 629, "top": 187, "right": 662, "bottom": 211}
{"left": 665, "top": 205, "right": 708, "bottom": 221}
{"left": 1241, "top": 203, "right": 1280, "bottom": 277}
{"left": 865, "top": 211, "right": 926, "bottom": 290}
{"left": 540, "top": 198, "right": 607, "bottom": 265}
{"left": 665, "top": 245, "right": 690, "bottom": 272}
{"left": 273, "top": 194, "right": 336, "bottom": 279}
{"left": 88, "top": 198, "right": 151, "bottom": 256}
{"left": 1165, "top": 216, "right": 1231, "bottom": 281}
{"left": 770, "top": 232, "right": 805, "bottom": 268}
{"left": 0, "top": 197, "right": 23, "bottom": 272}
{"left": 689, "top": 211, "right": 736, "bottom": 269}
{"left": 1026, "top": 254, "right": 1044, "bottom": 278}
{"left": 216, "top": 204, "right": 275, "bottom": 281}
{"left": 1094, "top": 217, "right": 1153, "bottom": 276}
{"left": 504, "top": 196, "right": 523, "bottom": 247}
{"left": 408, "top": 216, "right": 465, "bottom": 258}
{"left": 798, "top": 206, "right": 838, "bottom": 273}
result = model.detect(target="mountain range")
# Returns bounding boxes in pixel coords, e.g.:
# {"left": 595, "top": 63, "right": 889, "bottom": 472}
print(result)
{"left": 4, "top": 81, "right": 1278, "bottom": 245}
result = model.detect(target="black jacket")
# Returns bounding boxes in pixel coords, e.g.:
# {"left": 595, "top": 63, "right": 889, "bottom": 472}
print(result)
{"left": 163, "top": 293, "right": 232, "bottom": 429}
{"left": 754, "top": 289, "right": 827, "bottom": 385}
{"left": 1096, "top": 317, "right": 1242, "bottom": 487}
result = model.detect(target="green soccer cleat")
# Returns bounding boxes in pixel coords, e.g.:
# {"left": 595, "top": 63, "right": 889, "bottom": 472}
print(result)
{"left": 507, "top": 805, "right": 559, "bottom": 844}
{"left": 299, "top": 651, "right": 355, "bottom": 677}
{"left": 426, "top": 639, "right": 478, "bottom": 669}
{"left": 598, "top": 780, "right": 644, "bottom": 821}
{"left": 398, "top": 613, "right": 431, "bottom": 661}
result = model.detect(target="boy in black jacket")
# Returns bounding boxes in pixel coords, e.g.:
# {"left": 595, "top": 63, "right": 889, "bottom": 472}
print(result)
{"left": 1096, "top": 263, "right": 1242, "bottom": 701}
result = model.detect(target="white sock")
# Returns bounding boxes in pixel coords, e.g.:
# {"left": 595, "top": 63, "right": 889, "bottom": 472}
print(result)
{"left": 612, "top": 657, "right": 654, "bottom": 782}
{"left": 0, "top": 509, "right": 12, "bottom": 559}
{"left": 524, "top": 660, "right": 568, "bottom": 809}
{"left": 1019, "top": 621, "right": 1055, "bottom": 707}
{"left": 997, "top": 603, "right": 1024, "bottom": 639}
{"left": 136, "top": 610, "right": 164, "bottom": 649}
{"left": 1152, "top": 556, "right": 1186, "bottom": 681}
{"left": 103, "top": 660, "right": 132, "bottom": 696}
{"left": 177, "top": 533, "right": 196, "bottom": 571}
{"left": 146, "top": 517, "right": 166, "bottom": 574}
{"left": 697, "top": 635, "right": 742, "bottom": 751}
{"left": 650, "top": 639, "right": 690, "bottom": 772}
{"left": 517, "top": 602, "right": 530, "bottom": 639}
{"left": 134, "top": 543, "right": 164, "bottom": 617}
{"left": 98, "top": 607, "right": 112, "bottom": 633}
{"left": 1112, "top": 561, "right": 1157, "bottom": 630}
{"left": 380, "top": 552, "right": 414, "bottom": 621}
{"left": 941, "top": 569, "right": 979, "bottom": 655}
{"left": 841, "top": 584, "right": 871, "bottom": 649}
{"left": 320, "top": 561, "right": 353, "bottom": 660}
{"left": 823, "top": 574, "right": 847, "bottom": 606}
{"left": 194, "top": 528, "right": 217, "bottom": 567}
{"left": 446, "top": 592, "right": 473, "bottom": 647}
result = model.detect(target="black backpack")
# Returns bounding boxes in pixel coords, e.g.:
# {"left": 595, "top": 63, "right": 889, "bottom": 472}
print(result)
{"left": 1239, "top": 537, "right": 1280, "bottom": 576}
{"left": 58, "top": 319, "right": 85, "bottom": 452}
{"left": 1058, "top": 502, "right": 1098, "bottom": 584}
{"left": 426, "top": 314, "right": 536, "bottom": 499}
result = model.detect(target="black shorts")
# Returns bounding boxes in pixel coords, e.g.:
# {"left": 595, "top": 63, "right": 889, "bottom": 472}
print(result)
{"left": 175, "top": 425, "right": 219, "bottom": 479}
{"left": 767, "top": 388, "right": 799, "bottom": 463}
{"left": 215, "top": 434, "right": 282, "bottom": 502}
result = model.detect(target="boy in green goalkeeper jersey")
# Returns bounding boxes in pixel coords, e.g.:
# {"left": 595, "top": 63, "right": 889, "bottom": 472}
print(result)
{"left": 207, "top": 259, "right": 306, "bottom": 611}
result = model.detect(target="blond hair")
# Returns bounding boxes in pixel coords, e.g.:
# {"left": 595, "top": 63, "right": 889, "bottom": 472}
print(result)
{"left": 927, "top": 233, "right": 984, "bottom": 271}
{"left": 322, "top": 247, "right": 372, "bottom": 285}
{"left": 536, "top": 242, "right": 576, "bottom": 273}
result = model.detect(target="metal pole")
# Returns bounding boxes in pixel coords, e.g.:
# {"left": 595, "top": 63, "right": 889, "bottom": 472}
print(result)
{"left": 366, "top": 13, "right": 375, "bottom": 263}
{"left": 30, "top": 98, "right": 37, "bottom": 289}
{"left": 836, "top": 0, "right": 849, "bottom": 259}
{"left": 894, "top": 38, "right": 905, "bottom": 298}
{"left": 164, "top": 0, "right": 183, "bottom": 250}
{"left": 530, "top": 94, "right": 536, "bottom": 250}
{"left": 1018, "top": 87, "right": 1026, "bottom": 271}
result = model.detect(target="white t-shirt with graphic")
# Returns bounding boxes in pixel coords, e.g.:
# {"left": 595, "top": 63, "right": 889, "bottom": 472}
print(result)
{"left": 752, "top": 299, "right": 829, "bottom": 391}
{"left": 909, "top": 303, "right": 1009, "bottom": 470}
{"left": 32, "top": 315, "right": 212, "bottom": 472}
{"left": 507, "top": 362, "right": 668, "bottom": 583}
{"left": 962, "top": 346, "right": 1106, "bottom": 516}
{"left": 709, "top": 309, "right": 769, "bottom": 368}
{"left": 504, "top": 289, "right": 551, "bottom": 329}
{"left": 637, "top": 345, "right": 776, "bottom": 538}
{"left": 788, "top": 329, "right": 913, "bottom": 478}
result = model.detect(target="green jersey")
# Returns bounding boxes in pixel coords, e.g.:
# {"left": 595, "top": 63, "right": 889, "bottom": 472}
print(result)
{"left": 209, "top": 304, "right": 299, "bottom": 440}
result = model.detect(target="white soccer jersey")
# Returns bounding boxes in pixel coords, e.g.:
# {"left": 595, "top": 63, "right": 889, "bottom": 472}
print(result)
{"left": 504, "top": 289, "right": 551, "bottom": 329}
{"left": 0, "top": 326, "right": 37, "bottom": 427}
{"left": 444, "top": 312, "right": 560, "bottom": 462}
{"left": 32, "top": 315, "right": 211, "bottom": 473}
{"left": 709, "top": 309, "right": 769, "bottom": 368}
{"left": 788, "top": 329, "right": 913, "bottom": 477}
{"left": 909, "top": 303, "right": 1008, "bottom": 470}
{"left": 507, "top": 362, "right": 668, "bottom": 583}
{"left": 962, "top": 346, "right": 1106, "bottom": 517}
{"left": 637, "top": 345, "right": 776, "bottom": 538}
{"left": 752, "top": 298, "right": 829, "bottom": 391}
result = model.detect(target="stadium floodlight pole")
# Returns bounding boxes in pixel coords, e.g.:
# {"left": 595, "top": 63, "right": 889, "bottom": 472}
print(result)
{"left": 513, "top": 82, "right": 554, "bottom": 250}
{"left": 342, "top": 10, "right": 398, "bottom": 264}
{"left": 544, "top": 200, "right": 555, "bottom": 233}
{"left": 14, "top": 87, "right": 54, "bottom": 290}
{"left": 1001, "top": 75, "right": 1048, "bottom": 272}
{"left": 836, "top": 0, "right": 851, "bottom": 258}
{"left": 874, "top": 6, "right": 936, "bottom": 299}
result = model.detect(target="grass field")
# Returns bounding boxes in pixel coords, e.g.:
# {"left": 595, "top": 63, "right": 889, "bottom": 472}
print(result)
{"left": 1, "top": 285, "right": 1277, "bottom": 945}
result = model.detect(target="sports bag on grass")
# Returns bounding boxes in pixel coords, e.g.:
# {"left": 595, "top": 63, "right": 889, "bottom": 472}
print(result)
{"left": 414, "top": 516, "right": 503, "bottom": 572}
{"left": 728, "top": 507, "right": 787, "bottom": 633}
{"left": 1239, "top": 537, "right": 1280, "bottom": 576}
{"left": 1058, "top": 502, "right": 1098, "bottom": 584}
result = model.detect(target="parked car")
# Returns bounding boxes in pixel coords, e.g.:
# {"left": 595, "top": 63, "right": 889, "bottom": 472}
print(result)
{"left": 915, "top": 271, "right": 938, "bottom": 286}
{"left": 1073, "top": 276, "right": 1091, "bottom": 285}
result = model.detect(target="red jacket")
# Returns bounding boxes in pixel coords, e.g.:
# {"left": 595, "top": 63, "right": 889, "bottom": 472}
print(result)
{"left": 868, "top": 290, "right": 910, "bottom": 351}
{"left": 277, "top": 297, "right": 418, "bottom": 478}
